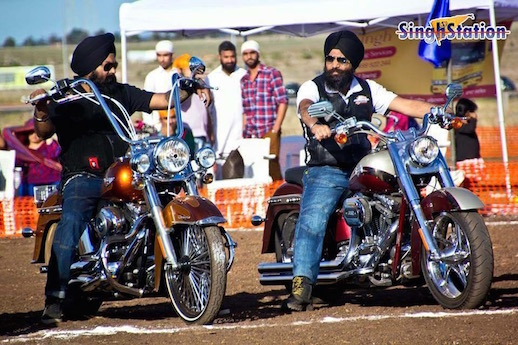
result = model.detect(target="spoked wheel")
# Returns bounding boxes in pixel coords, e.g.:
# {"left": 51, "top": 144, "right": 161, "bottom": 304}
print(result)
{"left": 421, "top": 211, "right": 493, "bottom": 309}
{"left": 165, "top": 225, "right": 226, "bottom": 325}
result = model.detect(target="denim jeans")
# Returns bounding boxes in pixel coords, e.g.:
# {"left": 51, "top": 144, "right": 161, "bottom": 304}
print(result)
{"left": 45, "top": 174, "right": 103, "bottom": 300}
{"left": 292, "top": 165, "right": 350, "bottom": 283}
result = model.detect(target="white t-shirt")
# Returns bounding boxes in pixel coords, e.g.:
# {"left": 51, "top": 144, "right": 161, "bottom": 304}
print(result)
{"left": 296, "top": 76, "right": 397, "bottom": 117}
{"left": 205, "top": 65, "right": 247, "bottom": 156}
{"left": 143, "top": 66, "right": 178, "bottom": 130}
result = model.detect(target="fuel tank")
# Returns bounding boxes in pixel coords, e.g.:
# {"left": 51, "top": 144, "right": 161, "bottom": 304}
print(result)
{"left": 349, "top": 150, "right": 398, "bottom": 193}
{"left": 101, "top": 158, "right": 143, "bottom": 202}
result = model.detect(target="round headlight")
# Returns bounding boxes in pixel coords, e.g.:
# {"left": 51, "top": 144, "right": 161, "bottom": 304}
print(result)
{"left": 155, "top": 138, "right": 190, "bottom": 174}
{"left": 130, "top": 153, "right": 151, "bottom": 173}
{"left": 409, "top": 136, "right": 439, "bottom": 165}
{"left": 196, "top": 147, "right": 216, "bottom": 169}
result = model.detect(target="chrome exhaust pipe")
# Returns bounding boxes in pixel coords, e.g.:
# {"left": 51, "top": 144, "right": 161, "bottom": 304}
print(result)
{"left": 259, "top": 267, "right": 374, "bottom": 286}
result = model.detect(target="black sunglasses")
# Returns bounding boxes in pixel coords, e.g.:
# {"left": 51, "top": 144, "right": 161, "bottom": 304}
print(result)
{"left": 103, "top": 61, "right": 118, "bottom": 72}
{"left": 325, "top": 55, "right": 350, "bottom": 65}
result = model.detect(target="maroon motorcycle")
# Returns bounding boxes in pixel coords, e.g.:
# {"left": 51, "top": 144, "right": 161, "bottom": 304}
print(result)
{"left": 253, "top": 84, "right": 494, "bottom": 309}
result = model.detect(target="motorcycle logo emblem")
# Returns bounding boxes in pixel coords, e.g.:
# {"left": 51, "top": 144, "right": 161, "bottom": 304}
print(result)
{"left": 353, "top": 95, "right": 370, "bottom": 105}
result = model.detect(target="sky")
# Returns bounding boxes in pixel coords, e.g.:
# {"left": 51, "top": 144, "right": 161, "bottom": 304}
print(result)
{"left": 0, "top": 0, "right": 134, "bottom": 45}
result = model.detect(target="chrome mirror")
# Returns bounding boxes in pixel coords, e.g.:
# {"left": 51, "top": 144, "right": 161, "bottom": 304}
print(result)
{"left": 189, "top": 56, "right": 206, "bottom": 77}
{"left": 25, "top": 66, "right": 51, "bottom": 85}
{"left": 444, "top": 83, "right": 463, "bottom": 110}
{"left": 307, "top": 101, "right": 333, "bottom": 118}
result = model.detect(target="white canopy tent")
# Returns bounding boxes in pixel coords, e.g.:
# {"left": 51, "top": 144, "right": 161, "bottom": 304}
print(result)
{"left": 119, "top": 0, "right": 518, "bottom": 189}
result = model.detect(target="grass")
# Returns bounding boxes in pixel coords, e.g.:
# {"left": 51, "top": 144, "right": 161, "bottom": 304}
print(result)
{"left": 2, "top": 29, "right": 518, "bottom": 137}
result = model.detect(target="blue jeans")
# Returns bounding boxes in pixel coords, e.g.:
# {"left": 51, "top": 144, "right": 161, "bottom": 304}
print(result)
{"left": 292, "top": 166, "right": 350, "bottom": 283}
{"left": 45, "top": 174, "right": 103, "bottom": 300}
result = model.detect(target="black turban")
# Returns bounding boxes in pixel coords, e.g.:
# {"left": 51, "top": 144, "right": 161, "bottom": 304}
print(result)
{"left": 71, "top": 33, "right": 116, "bottom": 76}
{"left": 324, "top": 30, "right": 364, "bottom": 69}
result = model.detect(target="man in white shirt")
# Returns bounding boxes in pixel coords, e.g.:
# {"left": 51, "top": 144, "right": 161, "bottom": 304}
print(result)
{"left": 143, "top": 40, "right": 177, "bottom": 130}
{"left": 206, "top": 41, "right": 246, "bottom": 163}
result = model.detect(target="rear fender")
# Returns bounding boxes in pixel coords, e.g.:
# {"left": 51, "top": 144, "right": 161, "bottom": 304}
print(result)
{"left": 261, "top": 182, "right": 302, "bottom": 254}
{"left": 33, "top": 191, "right": 62, "bottom": 263}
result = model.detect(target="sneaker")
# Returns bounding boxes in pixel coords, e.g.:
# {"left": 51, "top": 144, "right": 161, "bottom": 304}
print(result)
{"left": 282, "top": 276, "right": 313, "bottom": 312}
{"left": 41, "top": 300, "right": 63, "bottom": 325}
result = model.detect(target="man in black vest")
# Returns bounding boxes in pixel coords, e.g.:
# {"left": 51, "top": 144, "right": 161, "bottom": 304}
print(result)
{"left": 284, "top": 30, "right": 435, "bottom": 312}
{"left": 29, "top": 33, "right": 205, "bottom": 324}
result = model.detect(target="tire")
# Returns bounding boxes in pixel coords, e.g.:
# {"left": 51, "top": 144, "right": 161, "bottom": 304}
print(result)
{"left": 274, "top": 211, "right": 298, "bottom": 263}
{"left": 62, "top": 284, "right": 103, "bottom": 320}
{"left": 165, "top": 225, "right": 227, "bottom": 325}
{"left": 44, "top": 223, "right": 58, "bottom": 265}
{"left": 421, "top": 211, "right": 494, "bottom": 309}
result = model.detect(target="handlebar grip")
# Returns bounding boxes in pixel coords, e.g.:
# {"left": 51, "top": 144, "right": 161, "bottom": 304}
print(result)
{"left": 25, "top": 92, "right": 50, "bottom": 105}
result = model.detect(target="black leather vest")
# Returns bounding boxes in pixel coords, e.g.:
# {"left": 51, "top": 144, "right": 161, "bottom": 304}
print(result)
{"left": 303, "top": 75, "right": 375, "bottom": 170}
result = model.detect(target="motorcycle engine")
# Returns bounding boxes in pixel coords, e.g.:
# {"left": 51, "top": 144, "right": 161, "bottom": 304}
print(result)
{"left": 343, "top": 196, "right": 372, "bottom": 227}
{"left": 94, "top": 206, "right": 127, "bottom": 237}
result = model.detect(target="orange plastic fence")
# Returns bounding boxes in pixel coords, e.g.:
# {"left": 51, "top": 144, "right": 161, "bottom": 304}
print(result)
{"left": 476, "top": 126, "right": 518, "bottom": 159}
{"left": 2, "top": 160, "right": 518, "bottom": 238}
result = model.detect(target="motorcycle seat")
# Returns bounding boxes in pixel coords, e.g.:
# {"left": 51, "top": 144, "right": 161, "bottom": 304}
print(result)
{"left": 284, "top": 166, "right": 306, "bottom": 186}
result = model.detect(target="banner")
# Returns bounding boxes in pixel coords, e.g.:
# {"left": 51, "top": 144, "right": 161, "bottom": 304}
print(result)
{"left": 355, "top": 23, "right": 508, "bottom": 103}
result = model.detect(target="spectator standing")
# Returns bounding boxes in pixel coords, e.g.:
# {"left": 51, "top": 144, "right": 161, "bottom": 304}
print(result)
{"left": 454, "top": 98, "right": 485, "bottom": 181}
{"left": 240, "top": 40, "right": 288, "bottom": 181}
{"left": 205, "top": 41, "right": 246, "bottom": 161}
{"left": 173, "top": 53, "right": 213, "bottom": 151}
{"left": 144, "top": 40, "right": 177, "bottom": 130}
{"left": 159, "top": 108, "right": 196, "bottom": 155}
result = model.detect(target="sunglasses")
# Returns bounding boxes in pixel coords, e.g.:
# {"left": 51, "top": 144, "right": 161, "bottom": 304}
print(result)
{"left": 103, "top": 61, "right": 118, "bottom": 72}
{"left": 325, "top": 55, "right": 350, "bottom": 65}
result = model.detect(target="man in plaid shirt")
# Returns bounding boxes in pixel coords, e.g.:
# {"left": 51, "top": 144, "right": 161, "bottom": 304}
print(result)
{"left": 240, "top": 40, "right": 288, "bottom": 181}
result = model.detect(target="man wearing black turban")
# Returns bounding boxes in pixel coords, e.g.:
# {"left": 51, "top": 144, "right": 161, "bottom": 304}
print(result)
{"left": 283, "top": 30, "right": 437, "bottom": 312}
{"left": 28, "top": 33, "right": 208, "bottom": 325}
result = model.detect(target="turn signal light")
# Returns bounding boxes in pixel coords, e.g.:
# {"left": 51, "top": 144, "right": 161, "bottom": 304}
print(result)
{"left": 451, "top": 117, "right": 464, "bottom": 129}
{"left": 203, "top": 173, "right": 214, "bottom": 184}
{"left": 334, "top": 132, "right": 348, "bottom": 144}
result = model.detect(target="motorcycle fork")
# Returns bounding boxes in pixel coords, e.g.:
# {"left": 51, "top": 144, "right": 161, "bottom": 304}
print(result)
{"left": 143, "top": 178, "right": 179, "bottom": 270}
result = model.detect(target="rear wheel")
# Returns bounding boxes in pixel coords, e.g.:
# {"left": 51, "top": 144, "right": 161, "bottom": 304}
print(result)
{"left": 421, "top": 211, "right": 493, "bottom": 309}
{"left": 165, "top": 225, "right": 226, "bottom": 324}
{"left": 275, "top": 211, "right": 298, "bottom": 263}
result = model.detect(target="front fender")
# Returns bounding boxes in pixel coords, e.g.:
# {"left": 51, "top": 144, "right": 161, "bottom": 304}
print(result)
{"left": 421, "top": 187, "right": 484, "bottom": 219}
{"left": 162, "top": 195, "right": 225, "bottom": 227}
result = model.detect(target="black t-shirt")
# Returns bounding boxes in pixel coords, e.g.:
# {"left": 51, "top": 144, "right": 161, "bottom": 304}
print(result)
{"left": 49, "top": 82, "right": 153, "bottom": 176}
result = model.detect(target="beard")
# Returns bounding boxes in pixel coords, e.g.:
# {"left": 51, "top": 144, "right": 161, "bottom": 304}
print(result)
{"left": 324, "top": 66, "right": 354, "bottom": 92}
{"left": 244, "top": 57, "right": 259, "bottom": 69}
{"left": 90, "top": 71, "right": 118, "bottom": 94}
{"left": 221, "top": 61, "right": 236, "bottom": 74}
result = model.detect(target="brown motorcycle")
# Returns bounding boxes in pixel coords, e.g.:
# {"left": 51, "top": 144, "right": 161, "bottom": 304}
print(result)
{"left": 22, "top": 58, "right": 236, "bottom": 325}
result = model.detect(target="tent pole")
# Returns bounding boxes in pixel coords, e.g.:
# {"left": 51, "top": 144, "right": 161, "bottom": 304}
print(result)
{"left": 121, "top": 31, "right": 128, "bottom": 83}
{"left": 489, "top": 0, "right": 512, "bottom": 198}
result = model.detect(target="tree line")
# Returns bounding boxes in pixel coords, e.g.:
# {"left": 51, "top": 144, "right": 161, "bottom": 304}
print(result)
{"left": 2, "top": 28, "right": 177, "bottom": 47}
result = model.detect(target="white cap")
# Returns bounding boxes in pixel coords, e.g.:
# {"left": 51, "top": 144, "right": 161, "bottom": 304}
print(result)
{"left": 241, "top": 40, "right": 260, "bottom": 54}
{"left": 155, "top": 40, "right": 173, "bottom": 54}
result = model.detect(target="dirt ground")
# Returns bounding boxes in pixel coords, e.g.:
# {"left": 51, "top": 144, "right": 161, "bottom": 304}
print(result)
{"left": 0, "top": 218, "right": 517, "bottom": 345}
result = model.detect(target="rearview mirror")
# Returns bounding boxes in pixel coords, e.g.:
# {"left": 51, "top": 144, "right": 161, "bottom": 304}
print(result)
{"left": 189, "top": 56, "right": 206, "bottom": 77}
{"left": 444, "top": 83, "right": 463, "bottom": 110}
{"left": 307, "top": 101, "right": 333, "bottom": 118}
{"left": 25, "top": 66, "right": 51, "bottom": 85}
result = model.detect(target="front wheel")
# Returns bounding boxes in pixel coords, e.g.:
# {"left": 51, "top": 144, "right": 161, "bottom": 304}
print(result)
{"left": 165, "top": 225, "right": 227, "bottom": 325}
{"left": 421, "top": 211, "right": 493, "bottom": 309}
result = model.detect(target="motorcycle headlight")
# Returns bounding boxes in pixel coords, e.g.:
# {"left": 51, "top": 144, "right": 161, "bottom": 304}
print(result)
{"left": 409, "top": 136, "right": 439, "bottom": 166}
{"left": 155, "top": 137, "right": 190, "bottom": 174}
{"left": 130, "top": 153, "right": 151, "bottom": 173}
{"left": 196, "top": 147, "right": 216, "bottom": 169}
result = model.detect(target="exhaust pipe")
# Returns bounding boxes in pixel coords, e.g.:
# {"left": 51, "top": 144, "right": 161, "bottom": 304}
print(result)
{"left": 259, "top": 267, "right": 374, "bottom": 285}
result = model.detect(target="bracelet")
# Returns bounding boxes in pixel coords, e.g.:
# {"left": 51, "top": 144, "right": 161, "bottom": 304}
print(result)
{"left": 33, "top": 114, "right": 49, "bottom": 122}
{"left": 309, "top": 122, "right": 318, "bottom": 130}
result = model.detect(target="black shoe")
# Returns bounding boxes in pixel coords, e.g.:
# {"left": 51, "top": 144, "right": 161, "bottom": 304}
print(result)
{"left": 282, "top": 276, "right": 313, "bottom": 312}
{"left": 41, "top": 300, "right": 63, "bottom": 325}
